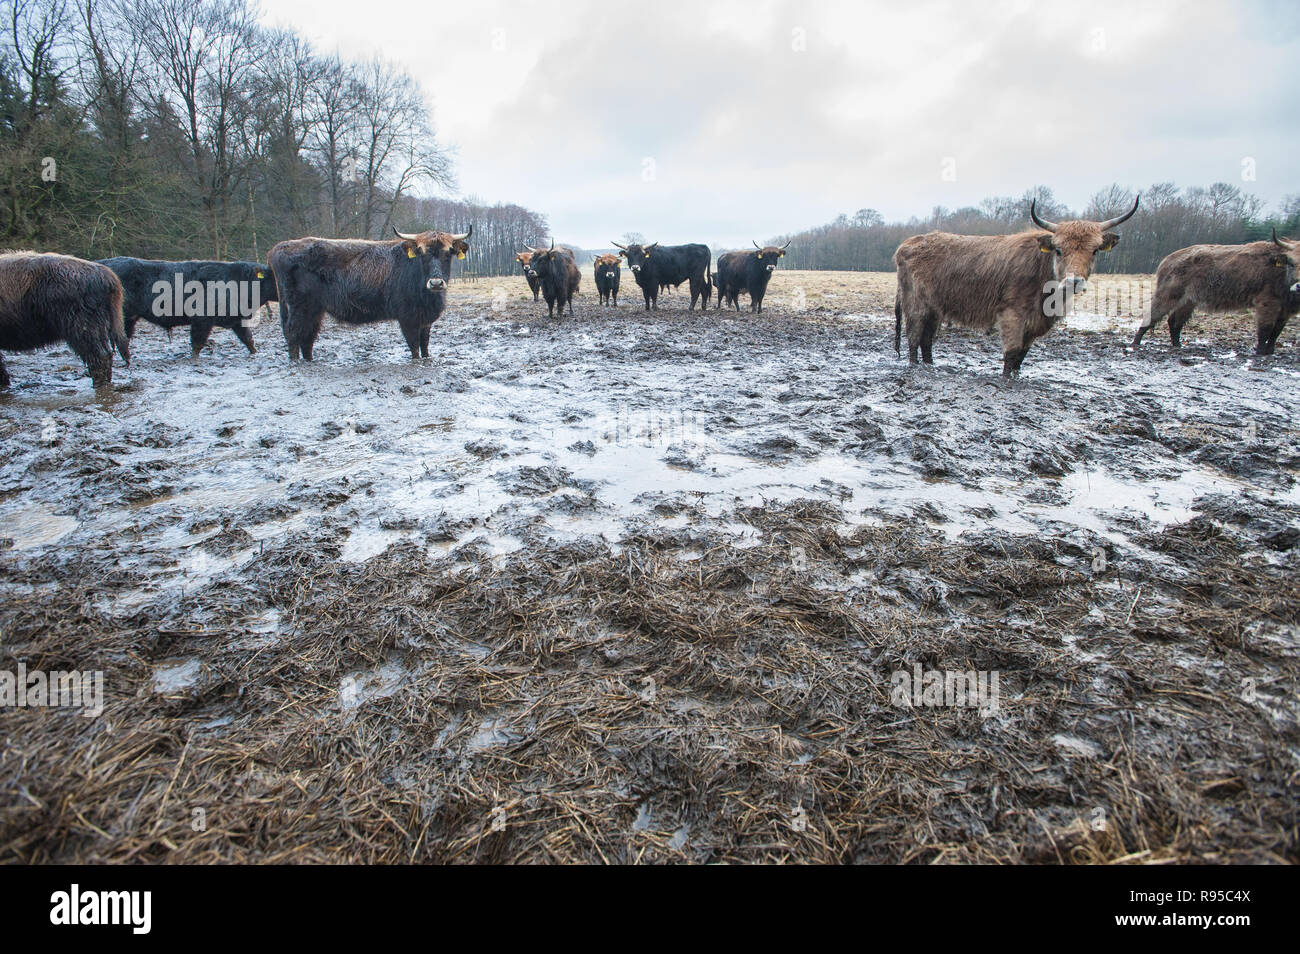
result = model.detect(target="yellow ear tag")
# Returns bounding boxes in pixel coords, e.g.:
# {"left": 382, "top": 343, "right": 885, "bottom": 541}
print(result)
{"left": 779, "top": 251, "right": 785, "bottom": 257}
{"left": 457, "top": 251, "right": 466, "bottom": 259}
{"left": 256, "top": 270, "right": 264, "bottom": 278}
{"left": 757, "top": 253, "right": 763, "bottom": 260}
{"left": 407, "top": 248, "right": 416, "bottom": 258}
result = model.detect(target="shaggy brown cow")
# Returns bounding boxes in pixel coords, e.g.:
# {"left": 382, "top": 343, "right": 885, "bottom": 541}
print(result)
{"left": 516, "top": 251, "right": 540, "bottom": 301}
{"left": 0, "top": 251, "right": 129, "bottom": 390}
{"left": 1131, "top": 230, "right": 1300, "bottom": 354}
{"left": 894, "top": 197, "right": 1139, "bottom": 375}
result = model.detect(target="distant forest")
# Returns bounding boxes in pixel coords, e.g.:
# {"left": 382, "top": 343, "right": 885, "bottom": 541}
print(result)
{"left": 0, "top": 0, "right": 550, "bottom": 276}
{"left": 772, "top": 184, "right": 1300, "bottom": 274}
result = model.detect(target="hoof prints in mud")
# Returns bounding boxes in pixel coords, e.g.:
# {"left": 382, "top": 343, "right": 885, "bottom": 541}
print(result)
{"left": 0, "top": 280, "right": 1297, "bottom": 863}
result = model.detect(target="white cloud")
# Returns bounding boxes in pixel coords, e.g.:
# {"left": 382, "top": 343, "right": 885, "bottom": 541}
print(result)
{"left": 259, "top": 0, "right": 1300, "bottom": 248}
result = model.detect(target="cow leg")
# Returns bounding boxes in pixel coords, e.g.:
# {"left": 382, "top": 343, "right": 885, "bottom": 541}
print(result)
{"left": 0, "top": 354, "right": 10, "bottom": 389}
{"left": 399, "top": 319, "right": 421, "bottom": 358}
{"left": 190, "top": 320, "right": 214, "bottom": 357}
{"left": 999, "top": 315, "right": 1028, "bottom": 377}
{"left": 288, "top": 311, "right": 322, "bottom": 362}
{"left": 1168, "top": 304, "right": 1195, "bottom": 349}
{"left": 919, "top": 313, "right": 938, "bottom": 364}
{"left": 233, "top": 321, "right": 257, "bottom": 355}
{"left": 1264, "top": 312, "right": 1290, "bottom": 353}
{"left": 420, "top": 324, "right": 432, "bottom": 359}
{"left": 124, "top": 315, "right": 139, "bottom": 339}
{"left": 64, "top": 313, "right": 115, "bottom": 390}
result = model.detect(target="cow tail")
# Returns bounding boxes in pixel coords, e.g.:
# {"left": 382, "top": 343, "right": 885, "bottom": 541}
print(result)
{"left": 109, "top": 274, "right": 130, "bottom": 366}
{"left": 893, "top": 292, "right": 902, "bottom": 355}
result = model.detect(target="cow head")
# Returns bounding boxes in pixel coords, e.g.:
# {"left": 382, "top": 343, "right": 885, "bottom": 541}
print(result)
{"left": 394, "top": 226, "right": 471, "bottom": 283}
{"left": 392, "top": 232, "right": 448, "bottom": 294}
{"left": 527, "top": 240, "right": 567, "bottom": 282}
{"left": 516, "top": 250, "right": 534, "bottom": 276}
{"left": 594, "top": 253, "right": 621, "bottom": 281}
{"left": 1273, "top": 229, "right": 1299, "bottom": 294}
{"left": 751, "top": 240, "right": 791, "bottom": 273}
{"left": 1030, "top": 197, "right": 1139, "bottom": 293}
{"left": 611, "top": 240, "right": 658, "bottom": 275}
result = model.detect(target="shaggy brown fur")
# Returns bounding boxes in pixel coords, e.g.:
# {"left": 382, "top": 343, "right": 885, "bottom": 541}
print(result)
{"left": 1132, "top": 237, "right": 1300, "bottom": 354}
{"left": 0, "top": 251, "right": 129, "bottom": 390}
{"left": 895, "top": 213, "right": 1129, "bottom": 376}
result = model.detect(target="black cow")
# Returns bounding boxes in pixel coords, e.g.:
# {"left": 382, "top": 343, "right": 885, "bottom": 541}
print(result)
{"left": 526, "top": 242, "right": 580, "bottom": 317}
{"left": 98, "top": 257, "right": 277, "bottom": 357}
{"left": 715, "top": 242, "right": 790, "bottom": 312}
{"left": 268, "top": 231, "right": 448, "bottom": 361}
{"left": 1, "top": 251, "right": 129, "bottom": 390}
{"left": 611, "top": 240, "right": 711, "bottom": 311}
{"left": 593, "top": 254, "right": 621, "bottom": 306}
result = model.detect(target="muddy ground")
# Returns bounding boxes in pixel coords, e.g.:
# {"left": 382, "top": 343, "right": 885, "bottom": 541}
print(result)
{"left": 1, "top": 270, "right": 1297, "bottom": 863}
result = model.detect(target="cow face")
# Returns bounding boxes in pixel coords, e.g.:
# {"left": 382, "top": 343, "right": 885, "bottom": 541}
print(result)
{"left": 516, "top": 251, "right": 534, "bottom": 277}
{"left": 530, "top": 248, "right": 565, "bottom": 282}
{"left": 394, "top": 226, "right": 471, "bottom": 283}
{"left": 594, "top": 254, "right": 621, "bottom": 282}
{"left": 396, "top": 237, "right": 447, "bottom": 294}
{"left": 617, "top": 243, "right": 657, "bottom": 275}
{"left": 752, "top": 244, "right": 788, "bottom": 274}
{"left": 1030, "top": 198, "right": 1139, "bottom": 294}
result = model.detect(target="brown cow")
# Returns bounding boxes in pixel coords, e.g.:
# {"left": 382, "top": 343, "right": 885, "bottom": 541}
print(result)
{"left": 1132, "top": 230, "right": 1300, "bottom": 354}
{"left": 0, "top": 251, "right": 129, "bottom": 390}
{"left": 515, "top": 251, "right": 540, "bottom": 301}
{"left": 894, "top": 197, "right": 1139, "bottom": 375}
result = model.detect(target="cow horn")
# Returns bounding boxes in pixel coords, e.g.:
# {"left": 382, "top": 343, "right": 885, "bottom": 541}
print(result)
{"left": 1097, "top": 195, "right": 1140, "bottom": 231}
{"left": 524, "top": 244, "right": 540, "bottom": 253}
{"left": 393, "top": 227, "right": 420, "bottom": 240}
{"left": 449, "top": 225, "right": 472, "bottom": 241}
{"left": 753, "top": 241, "right": 762, "bottom": 250}
{"left": 1274, "top": 228, "right": 1294, "bottom": 249}
{"left": 549, "top": 237, "right": 555, "bottom": 250}
{"left": 781, "top": 240, "right": 792, "bottom": 250}
{"left": 645, "top": 241, "right": 659, "bottom": 250}
{"left": 611, "top": 240, "right": 627, "bottom": 250}
{"left": 1029, "top": 200, "right": 1058, "bottom": 233}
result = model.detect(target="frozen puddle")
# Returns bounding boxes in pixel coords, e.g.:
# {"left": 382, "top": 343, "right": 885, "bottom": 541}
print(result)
{"left": 0, "top": 507, "right": 78, "bottom": 549}
{"left": 153, "top": 657, "right": 202, "bottom": 694}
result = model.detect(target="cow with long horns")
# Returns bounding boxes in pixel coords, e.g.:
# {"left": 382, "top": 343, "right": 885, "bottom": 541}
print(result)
{"left": 393, "top": 226, "right": 472, "bottom": 283}
{"left": 894, "top": 197, "right": 1140, "bottom": 375}
{"left": 525, "top": 241, "right": 580, "bottom": 318}
{"left": 715, "top": 241, "right": 791, "bottom": 312}
{"left": 611, "top": 240, "right": 711, "bottom": 311}
{"left": 1132, "top": 229, "right": 1300, "bottom": 355}
{"left": 268, "top": 230, "right": 451, "bottom": 361}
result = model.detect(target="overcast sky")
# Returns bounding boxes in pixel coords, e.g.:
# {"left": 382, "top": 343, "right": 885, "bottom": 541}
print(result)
{"left": 259, "top": 0, "right": 1300, "bottom": 249}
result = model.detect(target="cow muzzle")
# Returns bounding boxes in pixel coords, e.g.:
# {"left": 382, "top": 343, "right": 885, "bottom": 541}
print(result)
{"left": 426, "top": 277, "right": 446, "bottom": 291}
{"left": 1063, "top": 275, "right": 1088, "bottom": 293}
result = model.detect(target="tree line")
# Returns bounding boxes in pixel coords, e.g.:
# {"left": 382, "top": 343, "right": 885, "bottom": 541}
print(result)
{"left": 772, "top": 184, "right": 1300, "bottom": 274}
{"left": 1, "top": 0, "right": 550, "bottom": 275}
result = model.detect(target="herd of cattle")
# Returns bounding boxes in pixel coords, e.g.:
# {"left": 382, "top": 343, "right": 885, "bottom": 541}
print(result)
{"left": 1, "top": 196, "right": 1298, "bottom": 389}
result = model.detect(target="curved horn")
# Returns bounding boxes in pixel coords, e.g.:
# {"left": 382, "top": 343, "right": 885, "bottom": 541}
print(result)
{"left": 1273, "top": 227, "right": 1293, "bottom": 249}
{"left": 1029, "top": 200, "right": 1058, "bottom": 233}
{"left": 1097, "top": 195, "right": 1140, "bottom": 231}
{"left": 524, "top": 244, "right": 540, "bottom": 253}
{"left": 645, "top": 241, "right": 659, "bottom": 250}
{"left": 449, "top": 224, "right": 472, "bottom": 241}
{"left": 549, "top": 237, "right": 555, "bottom": 251}
{"left": 753, "top": 241, "right": 762, "bottom": 250}
{"left": 611, "top": 240, "right": 627, "bottom": 250}
{"left": 781, "top": 239, "right": 792, "bottom": 250}
{"left": 393, "top": 227, "right": 420, "bottom": 240}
